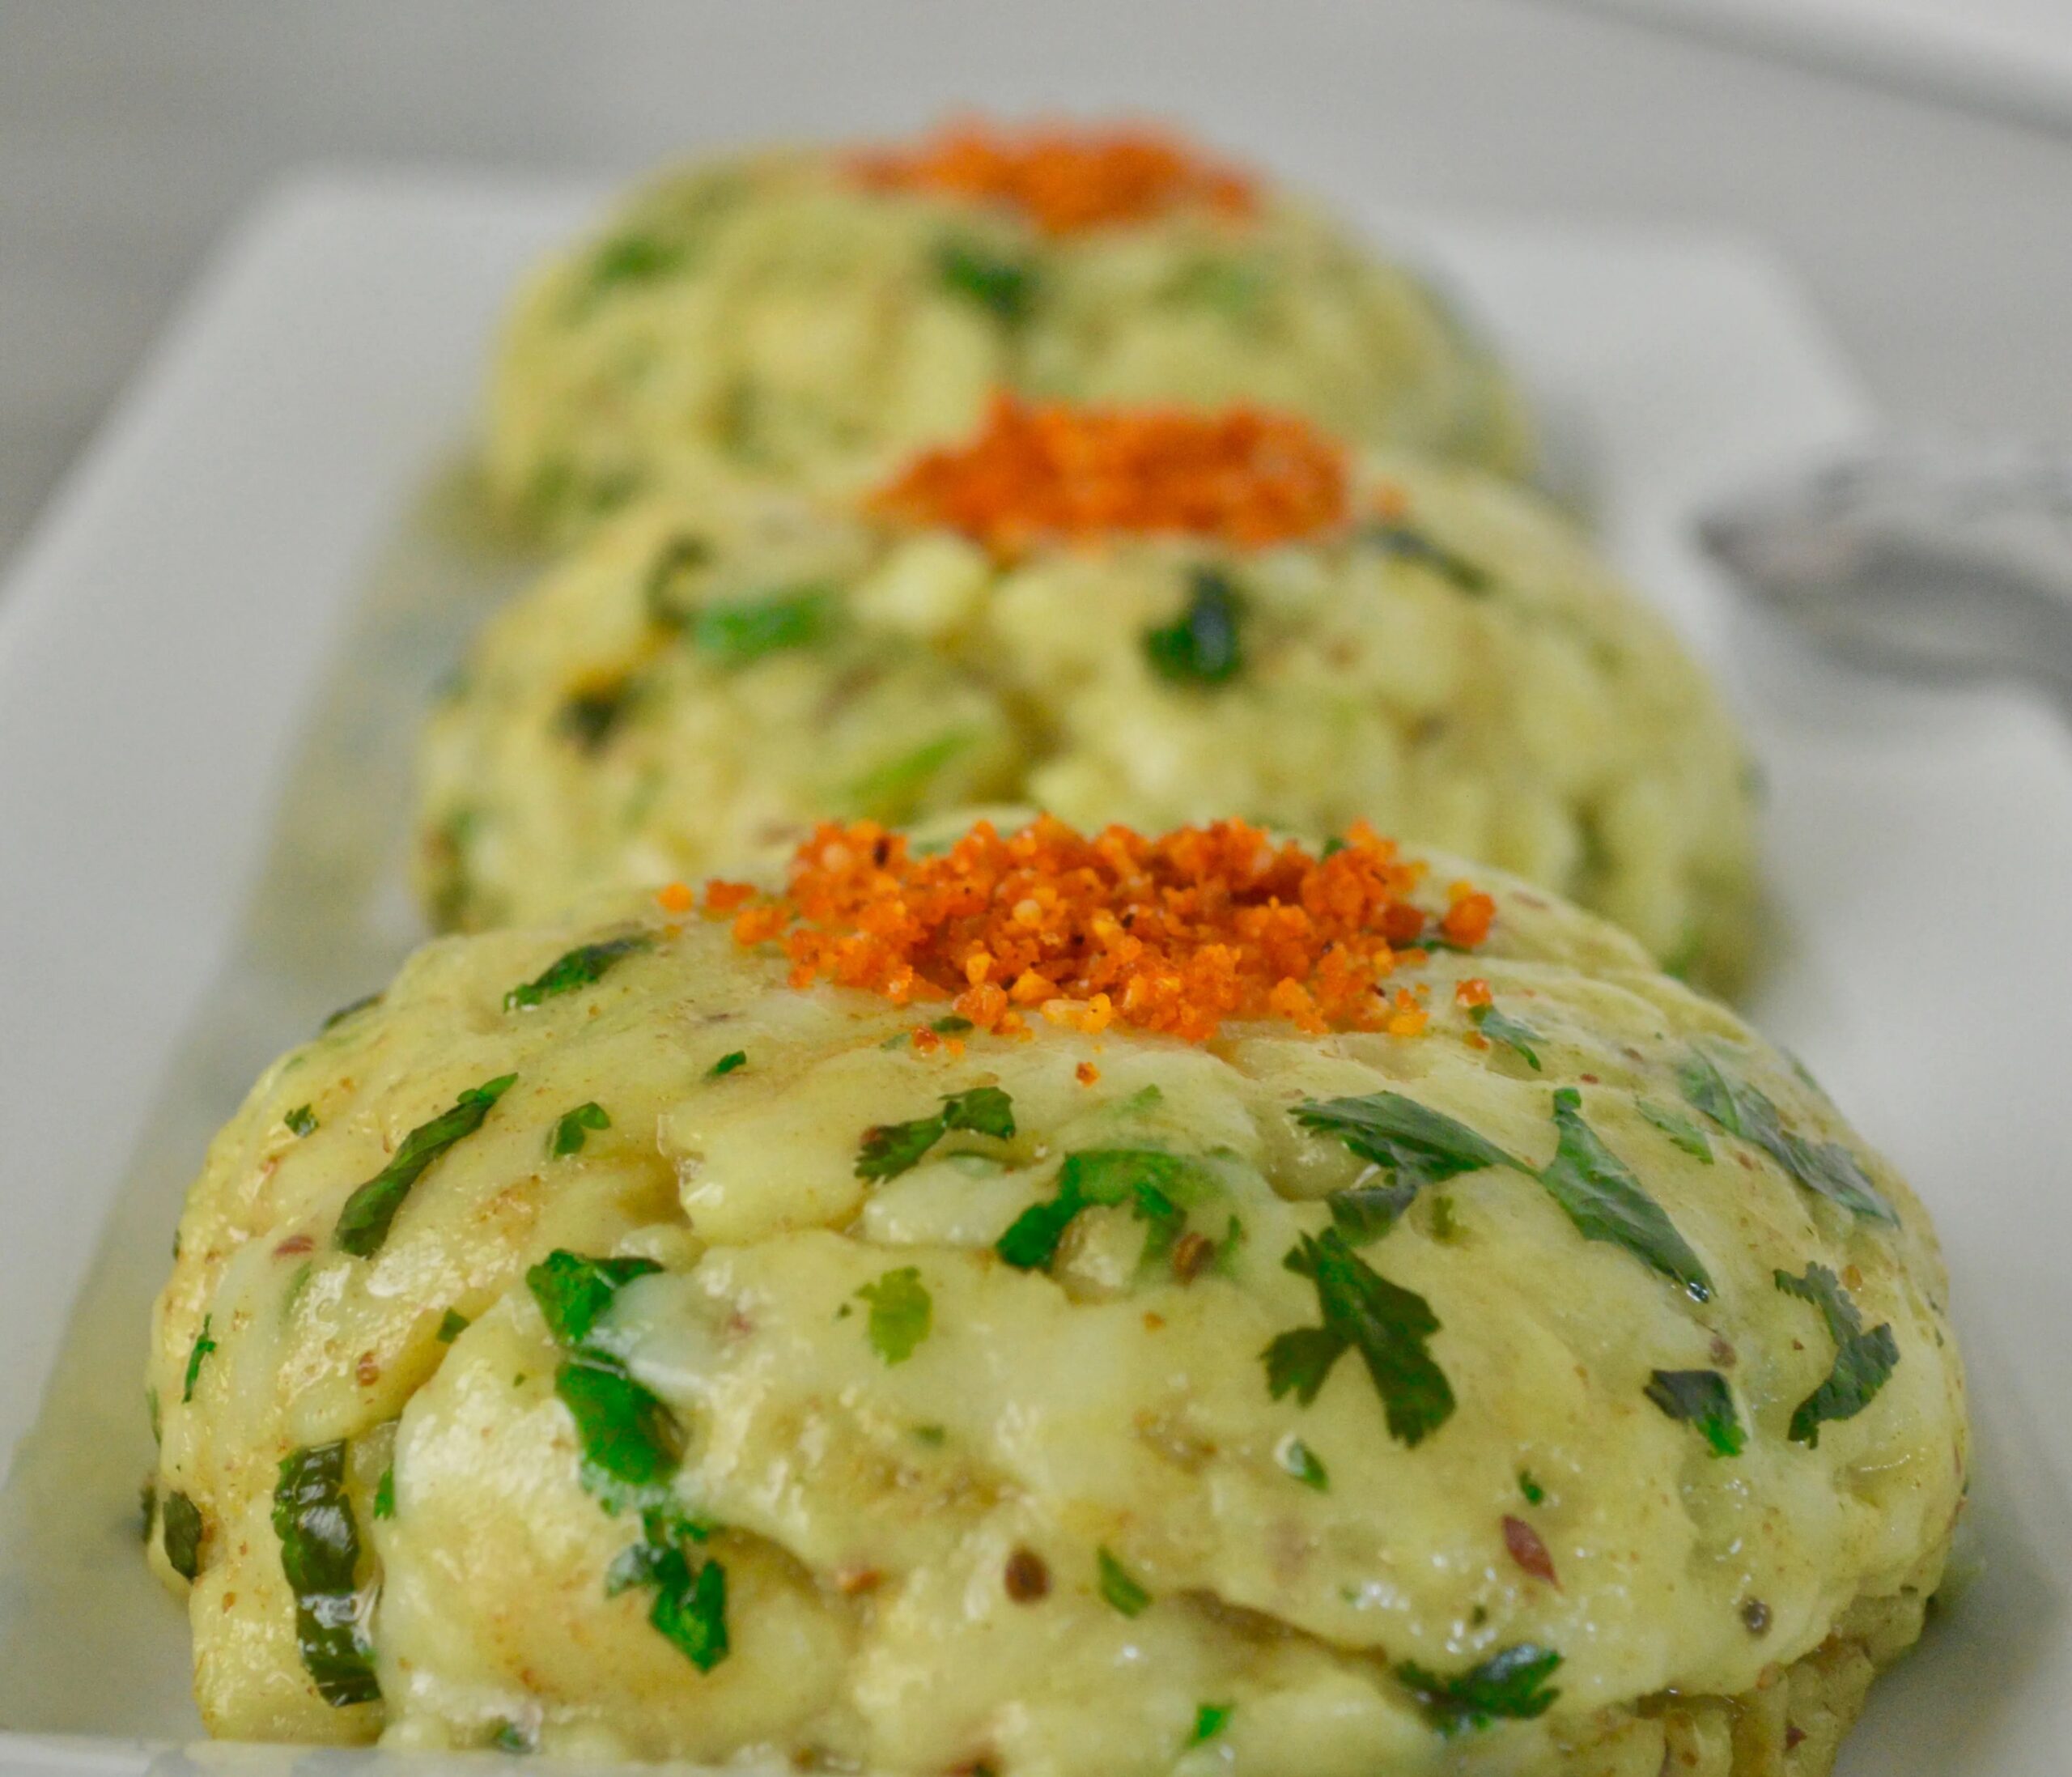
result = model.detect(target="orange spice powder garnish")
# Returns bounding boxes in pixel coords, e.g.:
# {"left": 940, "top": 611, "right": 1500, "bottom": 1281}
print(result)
{"left": 848, "top": 117, "right": 1256, "bottom": 236}
{"left": 724, "top": 816, "right": 1488, "bottom": 1043}
{"left": 870, "top": 393, "right": 1349, "bottom": 557}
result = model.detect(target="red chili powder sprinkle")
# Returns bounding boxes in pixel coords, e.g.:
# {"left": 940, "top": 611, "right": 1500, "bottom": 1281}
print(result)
{"left": 848, "top": 117, "right": 1256, "bottom": 236}
{"left": 870, "top": 393, "right": 1349, "bottom": 556}
{"left": 724, "top": 816, "right": 1488, "bottom": 1042}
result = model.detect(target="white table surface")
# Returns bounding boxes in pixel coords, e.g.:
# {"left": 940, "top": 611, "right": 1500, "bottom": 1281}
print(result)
{"left": 3, "top": 0, "right": 2072, "bottom": 584}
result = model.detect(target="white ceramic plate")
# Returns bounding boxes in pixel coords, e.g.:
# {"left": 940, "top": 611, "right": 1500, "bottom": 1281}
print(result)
{"left": 0, "top": 174, "right": 2066, "bottom": 1775}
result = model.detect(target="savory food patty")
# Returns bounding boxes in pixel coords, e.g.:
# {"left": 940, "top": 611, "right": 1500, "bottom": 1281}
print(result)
{"left": 485, "top": 118, "right": 1529, "bottom": 537}
{"left": 148, "top": 817, "right": 1964, "bottom": 1774}
{"left": 421, "top": 401, "right": 1758, "bottom": 988}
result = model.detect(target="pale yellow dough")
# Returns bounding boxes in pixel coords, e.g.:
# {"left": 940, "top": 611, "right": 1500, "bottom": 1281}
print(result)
{"left": 418, "top": 456, "right": 1759, "bottom": 988}
{"left": 485, "top": 147, "right": 1530, "bottom": 538}
{"left": 148, "top": 844, "right": 1964, "bottom": 1774}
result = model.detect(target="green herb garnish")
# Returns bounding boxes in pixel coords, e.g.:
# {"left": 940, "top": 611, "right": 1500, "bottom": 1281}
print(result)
{"left": 1643, "top": 1368, "right": 1743, "bottom": 1456}
{"left": 161, "top": 1490, "right": 203, "bottom": 1581}
{"left": 1276, "top": 1435, "right": 1329, "bottom": 1491}
{"left": 1264, "top": 1229, "right": 1454, "bottom": 1447}
{"left": 182, "top": 1316, "right": 217, "bottom": 1403}
{"left": 1773, "top": 1264, "right": 1900, "bottom": 1446}
{"left": 271, "top": 1442, "right": 380, "bottom": 1707}
{"left": 588, "top": 234, "right": 684, "bottom": 292}
{"left": 1679, "top": 1049, "right": 1896, "bottom": 1223}
{"left": 606, "top": 1509, "right": 728, "bottom": 1672}
{"left": 1363, "top": 522, "right": 1492, "bottom": 593}
{"left": 321, "top": 992, "right": 380, "bottom": 1033}
{"left": 1096, "top": 1546, "right": 1152, "bottom": 1617}
{"left": 1294, "top": 1092, "right": 1517, "bottom": 1190}
{"left": 1638, "top": 1099, "right": 1713, "bottom": 1162}
{"left": 558, "top": 682, "right": 633, "bottom": 753}
{"left": 372, "top": 1466, "right": 396, "bottom": 1520}
{"left": 857, "top": 1267, "right": 933, "bottom": 1365}
{"left": 1470, "top": 1002, "right": 1542, "bottom": 1069}
{"left": 937, "top": 238, "right": 1037, "bottom": 321}
{"left": 1326, "top": 1180, "right": 1420, "bottom": 1245}
{"left": 550, "top": 1100, "right": 611, "bottom": 1157}
{"left": 844, "top": 730, "right": 974, "bottom": 823}
{"left": 709, "top": 1049, "right": 748, "bottom": 1078}
{"left": 1539, "top": 1089, "right": 1713, "bottom": 1301}
{"left": 857, "top": 1086, "right": 1016, "bottom": 1180}
{"left": 435, "top": 1309, "right": 469, "bottom": 1344}
{"left": 1518, "top": 1469, "right": 1545, "bottom": 1506}
{"left": 554, "top": 1363, "right": 684, "bottom": 1504}
{"left": 1144, "top": 567, "right": 1245, "bottom": 686}
{"left": 1396, "top": 1643, "right": 1561, "bottom": 1735}
{"left": 527, "top": 1250, "right": 662, "bottom": 1356}
{"left": 506, "top": 936, "right": 652, "bottom": 1010}
{"left": 490, "top": 1722, "right": 534, "bottom": 1755}
{"left": 285, "top": 1104, "right": 318, "bottom": 1138}
{"left": 690, "top": 589, "right": 830, "bottom": 665}
{"left": 994, "top": 1147, "right": 1198, "bottom": 1271}
{"left": 333, "top": 1074, "right": 517, "bottom": 1257}
{"left": 1188, "top": 1703, "right": 1234, "bottom": 1745}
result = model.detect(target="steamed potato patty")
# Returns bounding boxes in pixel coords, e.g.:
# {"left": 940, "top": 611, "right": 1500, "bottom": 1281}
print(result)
{"left": 148, "top": 818, "right": 1963, "bottom": 1774}
{"left": 485, "top": 122, "right": 1527, "bottom": 536}
{"left": 418, "top": 437, "right": 1758, "bottom": 988}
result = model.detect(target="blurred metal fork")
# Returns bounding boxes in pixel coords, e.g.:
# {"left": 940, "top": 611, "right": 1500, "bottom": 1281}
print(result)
{"left": 1697, "top": 438, "right": 2072, "bottom": 706}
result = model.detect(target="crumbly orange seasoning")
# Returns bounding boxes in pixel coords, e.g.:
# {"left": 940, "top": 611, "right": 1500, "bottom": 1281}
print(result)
{"left": 847, "top": 117, "right": 1256, "bottom": 236}
{"left": 716, "top": 816, "right": 1494, "bottom": 1043}
{"left": 870, "top": 393, "right": 1351, "bottom": 556}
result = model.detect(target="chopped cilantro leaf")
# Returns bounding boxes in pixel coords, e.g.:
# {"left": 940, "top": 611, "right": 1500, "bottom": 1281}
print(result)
{"left": 285, "top": 1104, "right": 318, "bottom": 1138}
{"left": 1470, "top": 1002, "right": 1542, "bottom": 1069}
{"left": 1276, "top": 1435, "right": 1329, "bottom": 1491}
{"left": 161, "top": 1490, "right": 203, "bottom": 1581}
{"left": 490, "top": 1722, "right": 533, "bottom": 1755}
{"left": 557, "top": 682, "right": 632, "bottom": 753}
{"left": 1678, "top": 1048, "right": 1896, "bottom": 1223}
{"left": 333, "top": 1074, "right": 516, "bottom": 1256}
{"left": 1644, "top": 1368, "right": 1743, "bottom": 1456}
{"left": 554, "top": 1362, "right": 685, "bottom": 1504}
{"left": 1096, "top": 1546, "right": 1152, "bottom": 1617}
{"left": 320, "top": 992, "right": 380, "bottom": 1033}
{"left": 505, "top": 936, "right": 652, "bottom": 1011}
{"left": 995, "top": 1147, "right": 1192, "bottom": 1271}
{"left": 435, "top": 1308, "right": 470, "bottom": 1344}
{"left": 844, "top": 729, "right": 974, "bottom": 823}
{"left": 607, "top": 1510, "right": 728, "bottom": 1672}
{"left": 1189, "top": 1703, "right": 1234, "bottom": 1745}
{"left": 857, "top": 1267, "right": 933, "bottom": 1365}
{"left": 550, "top": 1100, "right": 611, "bottom": 1158}
{"left": 1638, "top": 1099, "right": 1713, "bottom": 1163}
{"left": 1396, "top": 1643, "right": 1561, "bottom": 1735}
{"left": 1144, "top": 568, "right": 1245, "bottom": 686}
{"left": 1363, "top": 522, "right": 1492, "bottom": 593}
{"left": 182, "top": 1316, "right": 217, "bottom": 1403}
{"left": 911, "top": 1423, "right": 948, "bottom": 1447}
{"left": 373, "top": 1465, "right": 396, "bottom": 1519}
{"left": 690, "top": 589, "right": 830, "bottom": 665}
{"left": 1539, "top": 1089, "right": 1713, "bottom": 1302}
{"left": 1264, "top": 1228, "right": 1454, "bottom": 1446}
{"left": 709, "top": 1049, "right": 748, "bottom": 1078}
{"left": 857, "top": 1086, "right": 1016, "bottom": 1180}
{"left": 1327, "top": 1180, "right": 1420, "bottom": 1245}
{"left": 527, "top": 1250, "right": 662, "bottom": 1355}
{"left": 588, "top": 234, "right": 684, "bottom": 291}
{"left": 1518, "top": 1469, "right": 1545, "bottom": 1506}
{"left": 932, "top": 1015, "right": 974, "bottom": 1035}
{"left": 937, "top": 238, "right": 1036, "bottom": 321}
{"left": 1773, "top": 1265, "right": 1900, "bottom": 1446}
{"left": 271, "top": 1442, "right": 380, "bottom": 1707}
{"left": 1293, "top": 1091, "right": 1518, "bottom": 1190}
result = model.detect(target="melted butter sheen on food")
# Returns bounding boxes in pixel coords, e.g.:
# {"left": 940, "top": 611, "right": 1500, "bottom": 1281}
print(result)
{"left": 146, "top": 858, "right": 1964, "bottom": 1775}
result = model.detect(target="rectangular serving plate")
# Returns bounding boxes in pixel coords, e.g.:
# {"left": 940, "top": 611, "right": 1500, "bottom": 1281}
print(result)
{"left": 0, "top": 173, "right": 2067, "bottom": 1775}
